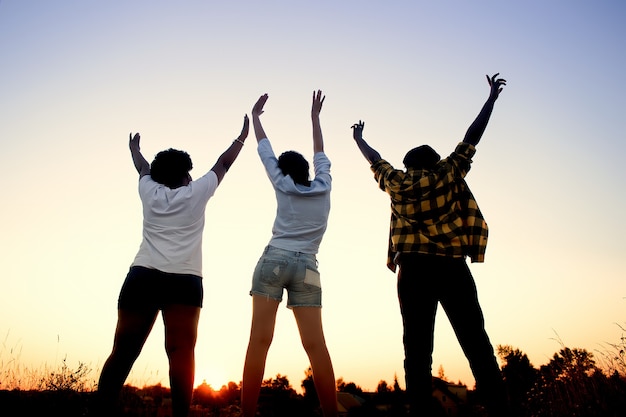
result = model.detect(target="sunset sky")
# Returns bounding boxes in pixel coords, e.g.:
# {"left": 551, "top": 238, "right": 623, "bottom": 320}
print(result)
{"left": 1, "top": 1, "right": 625, "bottom": 393}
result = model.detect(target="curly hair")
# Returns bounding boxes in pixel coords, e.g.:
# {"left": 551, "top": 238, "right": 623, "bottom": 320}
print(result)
{"left": 150, "top": 148, "right": 193, "bottom": 188}
{"left": 278, "top": 151, "right": 310, "bottom": 186}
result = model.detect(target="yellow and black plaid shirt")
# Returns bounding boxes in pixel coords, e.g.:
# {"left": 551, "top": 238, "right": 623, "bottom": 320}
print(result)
{"left": 371, "top": 142, "right": 488, "bottom": 272}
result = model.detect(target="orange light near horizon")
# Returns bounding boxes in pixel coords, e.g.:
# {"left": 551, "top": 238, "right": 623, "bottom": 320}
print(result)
{"left": 195, "top": 366, "right": 229, "bottom": 390}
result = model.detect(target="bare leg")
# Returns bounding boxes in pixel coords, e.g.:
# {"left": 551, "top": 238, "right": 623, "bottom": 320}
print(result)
{"left": 97, "top": 309, "right": 158, "bottom": 416}
{"left": 241, "top": 295, "right": 280, "bottom": 417}
{"left": 162, "top": 305, "right": 201, "bottom": 417}
{"left": 293, "top": 307, "right": 338, "bottom": 417}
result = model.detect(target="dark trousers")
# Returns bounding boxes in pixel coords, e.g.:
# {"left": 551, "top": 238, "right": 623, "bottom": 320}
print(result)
{"left": 397, "top": 253, "right": 508, "bottom": 417}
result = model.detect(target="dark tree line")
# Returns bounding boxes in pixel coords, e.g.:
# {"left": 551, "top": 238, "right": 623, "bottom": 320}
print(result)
{"left": 497, "top": 344, "right": 626, "bottom": 417}
{"left": 2, "top": 341, "right": 626, "bottom": 417}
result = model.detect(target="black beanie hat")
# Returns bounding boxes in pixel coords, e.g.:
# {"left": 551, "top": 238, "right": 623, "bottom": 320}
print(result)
{"left": 403, "top": 145, "right": 441, "bottom": 170}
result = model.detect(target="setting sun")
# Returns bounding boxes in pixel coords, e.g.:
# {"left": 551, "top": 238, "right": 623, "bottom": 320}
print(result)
{"left": 196, "top": 366, "right": 230, "bottom": 390}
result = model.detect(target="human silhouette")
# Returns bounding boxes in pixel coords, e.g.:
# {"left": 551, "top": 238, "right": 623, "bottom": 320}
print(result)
{"left": 351, "top": 74, "right": 509, "bottom": 417}
{"left": 96, "top": 115, "right": 249, "bottom": 417}
{"left": 241, "top": 91, "right": 338, "bottom": 417}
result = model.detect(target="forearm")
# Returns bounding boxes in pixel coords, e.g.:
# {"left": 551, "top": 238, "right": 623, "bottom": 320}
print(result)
{"left": 253, "top": 116, "right": 267, "bottom": 143}
{"left": 312, "top": 115, "right": 324, "bottom": 153}
{"left": 463, "top": 97, "right": 496, "bottom": 146}
{"left": 355, "top": 137, "right": 381, "bottom": 164}
{"left": 130, "top": 147, "right": 150, "bottom": 176}
{"left": 211, "top": 140, "right": 244, "bottom": 183}
{"left": 216, "top": 142, "right": 244, "bottom": 171}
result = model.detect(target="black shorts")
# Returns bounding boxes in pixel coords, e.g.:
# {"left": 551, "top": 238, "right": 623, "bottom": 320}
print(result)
{"left": 118, "top": 266, "right": 203, "bottom": 310}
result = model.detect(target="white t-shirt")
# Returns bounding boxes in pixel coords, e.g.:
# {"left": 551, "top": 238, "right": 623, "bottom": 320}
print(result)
{"left": 258, "top": 138, "right": 331, "bottom": 254}
{"left": 131, "top": 171, "right": 219, "bottom": 276}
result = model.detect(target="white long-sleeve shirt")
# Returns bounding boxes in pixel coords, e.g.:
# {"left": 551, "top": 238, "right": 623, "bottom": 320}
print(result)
{"left": 258, "top": 138, "right": 331, "bottom": 254}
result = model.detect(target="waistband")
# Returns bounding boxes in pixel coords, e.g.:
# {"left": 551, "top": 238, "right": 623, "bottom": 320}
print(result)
{"left": 263, "top": 245, "right": 316, "bottom": 259}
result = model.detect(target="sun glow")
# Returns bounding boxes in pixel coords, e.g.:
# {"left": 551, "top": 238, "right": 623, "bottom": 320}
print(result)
{"left": 196, "top": 366, "right": 229, "bottom": 390}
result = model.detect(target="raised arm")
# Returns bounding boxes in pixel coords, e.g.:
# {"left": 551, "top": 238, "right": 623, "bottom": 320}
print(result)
{"left": 129, "top": 132, "right": 150, "bottom": 178}
{"left": 251, "top": 94, "right": 269, "bottom": 143}
{"left": 351, "top": 120, "right": 382, "bottom": 164}
{"left": 311, "top": 90, "right": 325, "bottom": 153}
{"left": 463, "top": 73, "right": 507, "bottom": 146}
{"left": 210, "top": 114, "right": 249, "bottom": 184}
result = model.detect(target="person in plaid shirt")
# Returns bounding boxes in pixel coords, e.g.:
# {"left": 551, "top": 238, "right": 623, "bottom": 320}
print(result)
{"left": 352, "top": 74, "right": 508, "bottom": 417}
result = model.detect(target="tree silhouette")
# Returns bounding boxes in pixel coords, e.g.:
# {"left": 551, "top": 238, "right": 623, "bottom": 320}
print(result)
{"left": 392, "top": 374, "right": 402, "bottom": 392}
{"left": 257, "top": 374, "right": 308, "bottom": 417}
{"left": 377, "top": 380, "right": 389, "bottom": 394}
{"left": 437, "top": 365, "right": 447, "bottom": 382}
{"left": 192, "top": 380, "right": 214, "bottom": 407}
{"left": 527, "top": 346, "right": 623, "bottom": 417}
{"left": 337, "top": 378, "right": 363, "bottom": 396}
{"left": 262, "top": 374, "right": 293, "bottom": 391}
{"left": 301, "top": 366, "right": 319, "bottom": 409}
{"left": 192, "top": 379, "right": 241, "bottom": 413}
{"left": 497, "top": 345, "right": 538, "bottom": 416}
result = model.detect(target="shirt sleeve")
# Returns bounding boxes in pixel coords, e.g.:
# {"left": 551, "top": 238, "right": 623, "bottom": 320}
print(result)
{"left": 138, "top": 175, "right": 159, "bottom": 199}
{"left": 371, "top": 159, "right": 404, "bottom": 192}
{"left": 445, "top": 142, "right": 476, "bottom": 177}
{"left": 257, "top": 138, "right": 284, "bottom": 186}
{"left": 313, "top": 152, "right": 331, "bottom": 187}
{"left": 193, "top": 170, "right": 219, "bottom": 199}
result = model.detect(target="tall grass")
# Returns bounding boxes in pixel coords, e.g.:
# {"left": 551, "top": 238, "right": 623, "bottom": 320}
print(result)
{"left": 596, "top": 323, "right": 626, "bottom": 378}
{"left": 1, "top": 332, "right": 96, "bottom": 391}
{"left": 1, "top": 332, "right": 36, "bottom": 390}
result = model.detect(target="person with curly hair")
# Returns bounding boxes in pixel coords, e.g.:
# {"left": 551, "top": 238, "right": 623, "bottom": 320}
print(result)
{"left": 96, "top": 114, "right": 249, "bottom": 417}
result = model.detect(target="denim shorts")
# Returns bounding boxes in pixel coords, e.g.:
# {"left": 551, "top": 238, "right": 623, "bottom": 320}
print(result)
{"left": 250, "top": 245, "right": 322, "bottom": 308}
{"left": 118, "top": 266, "right": 203, "bottom": 310}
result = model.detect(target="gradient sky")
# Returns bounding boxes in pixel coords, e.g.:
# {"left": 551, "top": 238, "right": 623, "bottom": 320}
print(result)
{"left": 1, "top": 1, "right": 625, "bottom": 392}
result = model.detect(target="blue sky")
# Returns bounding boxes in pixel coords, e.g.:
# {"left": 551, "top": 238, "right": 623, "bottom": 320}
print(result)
{"left": 1, "top": 0, "right": 625, "bottom": 391}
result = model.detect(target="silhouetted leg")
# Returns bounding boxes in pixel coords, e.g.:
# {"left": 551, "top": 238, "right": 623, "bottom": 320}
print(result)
{"left": 440, "top": 259, "right": 508, "bottom": 417}
{"left": 96, "top": 308, "right": 158, "bottom": 416}
{"left": 162, "top": 304, "right": 201, "bottom": 417}
{"left": 293, "top": 306, "right": 338, "bottom": 417}
{"left": 241, "top": 295, "right": 280, "bottom": 417}
{"left": 398, "top": 255, "right": 439, "bottom": 416}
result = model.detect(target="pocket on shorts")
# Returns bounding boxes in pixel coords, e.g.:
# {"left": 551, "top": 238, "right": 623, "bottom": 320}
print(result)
{"left": 304, "top": 268, "right": 321, "bottom": 288}
{"left": 258, "top": 258, "right": 289, "bottom": 285}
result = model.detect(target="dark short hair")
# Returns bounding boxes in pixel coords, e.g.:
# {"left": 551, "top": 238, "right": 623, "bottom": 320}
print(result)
{"left": 403, "top": 145, "right": 441, "bottom": 170}
{"left": 278, "top": 151, "right": 310, "bottom": 186}
{"left": 150, "top": 148, "right": 193, "bottom": 188}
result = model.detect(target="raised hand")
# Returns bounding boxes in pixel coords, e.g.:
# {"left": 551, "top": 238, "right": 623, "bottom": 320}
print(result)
{"left": 351, "top": 120, "right": 365, "bottom": 141}
{"left": 311, "top": 90, "right": 326, "bottom": 153}
{"left": 128, "top": 132, "right": 149, "bottom": 176}
{"left": 312, "top": 90, "right": 325, "bottom": 117}
{"left": 238, "top": 115, "right": 250, "bottom": 141}
{"left": 486, "top": 73, "right": 507, "bottom": 100}
{"left": 351, "top": 120, "right": 381, "bottom": 164}
{"left": 252, "top": 94, "right": 269, "bottom": 142}
{"left": 129, "top": 132, "right": 141, "bottom": 150}
{"left": 252, "top": 94, "right": 268, "bottom": 117}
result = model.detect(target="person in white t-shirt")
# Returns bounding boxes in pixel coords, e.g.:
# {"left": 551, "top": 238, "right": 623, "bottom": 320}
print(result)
{"left": 96, "top": 115, "right": 249, "bottom": 417}
{"left": 241, "top": 91, "right": 338, "bottom": 417}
